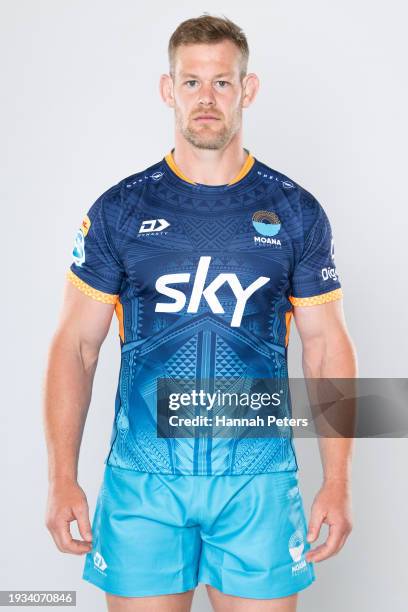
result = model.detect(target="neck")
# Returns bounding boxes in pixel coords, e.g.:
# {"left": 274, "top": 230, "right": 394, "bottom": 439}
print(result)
{"left": 172, "top": 131, "right": 247, "bottom": 186}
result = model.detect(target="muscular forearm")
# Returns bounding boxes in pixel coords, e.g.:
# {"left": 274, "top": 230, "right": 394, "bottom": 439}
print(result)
{"left": 42, "top": 330, "right": 98, "bottom": 484}
{"left": 302, "top": 332, "right": 357, "bottom": 482}
{"left": 302, "top": 328, "right": 358, "bottom": 379}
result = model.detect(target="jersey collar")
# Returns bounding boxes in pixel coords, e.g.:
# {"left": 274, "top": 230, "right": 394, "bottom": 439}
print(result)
{"left": 164, "top": 148, "right": 255, "bottom": 187}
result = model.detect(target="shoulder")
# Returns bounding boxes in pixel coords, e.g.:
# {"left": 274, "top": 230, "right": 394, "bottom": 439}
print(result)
{"left": 119, "top": 159, "right": 166, "bottom": 192}
{"left": 254, "top": 157, "right": 329, "bottom": 234}
{"left": 89, "top": 158, "right": 165, "bottom": 221}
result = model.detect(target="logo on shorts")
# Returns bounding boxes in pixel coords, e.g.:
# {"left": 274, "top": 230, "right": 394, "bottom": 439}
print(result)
{"left": 93, "top": 552, "right": 108, "bottom": 575}
{"left": 288, "top": 531, "right": 307, "bottom": 575}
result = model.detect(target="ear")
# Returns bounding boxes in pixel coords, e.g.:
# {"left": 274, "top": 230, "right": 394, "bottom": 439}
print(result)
{"left": 241, "top": 73, "right": 260, "bottom": 108}
{"left": 159, "top": 74, "right": 175, "bottom": 108}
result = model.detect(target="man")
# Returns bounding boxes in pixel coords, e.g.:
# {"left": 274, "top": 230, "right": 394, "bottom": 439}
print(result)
{"left": 43, "top": 14, "right": 356, "bottom": 612}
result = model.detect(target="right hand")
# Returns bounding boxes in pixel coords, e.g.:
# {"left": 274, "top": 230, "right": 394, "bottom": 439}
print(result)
{"left": 45, "top": 479, "right": 93, "bottom": 555}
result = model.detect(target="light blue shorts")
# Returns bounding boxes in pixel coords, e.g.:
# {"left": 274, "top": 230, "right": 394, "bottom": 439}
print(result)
{"left": 82, "top": 465, "right": 316, "bottom": 599}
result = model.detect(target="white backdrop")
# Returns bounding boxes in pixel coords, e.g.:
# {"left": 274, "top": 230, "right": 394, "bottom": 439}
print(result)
{"left": 1, "top": 1, "right": 407, "bottom": 610}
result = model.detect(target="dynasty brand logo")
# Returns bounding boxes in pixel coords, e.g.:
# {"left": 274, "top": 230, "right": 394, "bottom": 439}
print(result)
{"left": 155, "top": 256, "right": 269, "bottom": 327}
{"left": 138, "top": 219, "right": 170, "bottom": 234}
{"left": 93, "top": 552, "right": 108, "bottom": 574}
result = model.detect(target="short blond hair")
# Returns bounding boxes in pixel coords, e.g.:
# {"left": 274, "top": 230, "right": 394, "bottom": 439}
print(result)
{"left": 168, "top": 14, "right": 249, "bottom": 79}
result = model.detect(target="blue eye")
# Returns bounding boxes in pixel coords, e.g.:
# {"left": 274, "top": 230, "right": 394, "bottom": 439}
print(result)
{"left": 216, "top": 80, "right": 229, "bottom": 88}
{"left": 185, "top": 80, "right": 198, "bottom": 87}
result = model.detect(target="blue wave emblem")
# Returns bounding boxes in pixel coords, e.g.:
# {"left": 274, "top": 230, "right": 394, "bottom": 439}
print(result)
{"left": 252, "top": 220, "right": 281, "bottom": 236}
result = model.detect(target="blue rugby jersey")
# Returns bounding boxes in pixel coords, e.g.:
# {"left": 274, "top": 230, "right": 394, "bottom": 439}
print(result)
{"left": 67, "top": 149, "right": 342, "bottom": 475}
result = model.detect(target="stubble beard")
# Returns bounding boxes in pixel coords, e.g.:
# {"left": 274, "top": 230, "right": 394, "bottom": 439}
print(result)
{"left": 175, "top": 105, "right": 242, "bottom": 151}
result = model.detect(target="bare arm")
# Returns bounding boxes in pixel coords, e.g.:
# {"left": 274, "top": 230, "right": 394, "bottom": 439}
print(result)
{"left": 43, "top": 280, "right": 116, "bottom": 554}
{"left": 293, "top": 298, "right": 357, "bottom": 563}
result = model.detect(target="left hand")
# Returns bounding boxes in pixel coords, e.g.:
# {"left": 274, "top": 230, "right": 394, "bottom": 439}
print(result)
{"left": 305, "top": 478, "right": 353, "bottom": 563}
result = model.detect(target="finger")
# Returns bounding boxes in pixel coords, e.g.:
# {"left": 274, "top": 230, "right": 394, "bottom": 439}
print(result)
{"left": 307, "top": 511, "right": 325, "bottom": 543}
{"left": 336, "top": 530, "right": 350, "bottom": 553}
{"left": 54, "top": 518, "right": 93, "bottom": 555}
{"left": 306, "top": 542, "right": 327, "bottom": 562}
{"left": 74, "top": 504, "right": 93, "bottom": 543}
{"left": 306, "top": 542, "right": 321, "bottom": 560}
{"left": 307, "top": 522, "right": 345, "bottom": 562}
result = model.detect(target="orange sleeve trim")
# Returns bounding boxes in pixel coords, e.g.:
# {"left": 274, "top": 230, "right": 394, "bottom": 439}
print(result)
{"left": 66, "top": 269, "right": 119, "bottom": 304}
{"left": 289, "top": 288, "right": 343, "bottom": 307}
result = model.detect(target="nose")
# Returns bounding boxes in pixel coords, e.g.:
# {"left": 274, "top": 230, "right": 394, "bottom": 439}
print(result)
{"left": 198, "top": 81, "right": 216, "bottom": 106}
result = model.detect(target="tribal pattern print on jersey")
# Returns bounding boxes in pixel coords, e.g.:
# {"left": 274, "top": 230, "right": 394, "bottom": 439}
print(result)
{"left": 66, "top": 150, "right": 343, "bottom": 475}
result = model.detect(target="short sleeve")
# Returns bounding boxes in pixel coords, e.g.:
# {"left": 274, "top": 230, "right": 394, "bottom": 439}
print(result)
{"left": 66, "top": 192, "right": 125, "bottom": 304}
{"left": 289, "top": 198, "right": 343, "bottom": 307}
